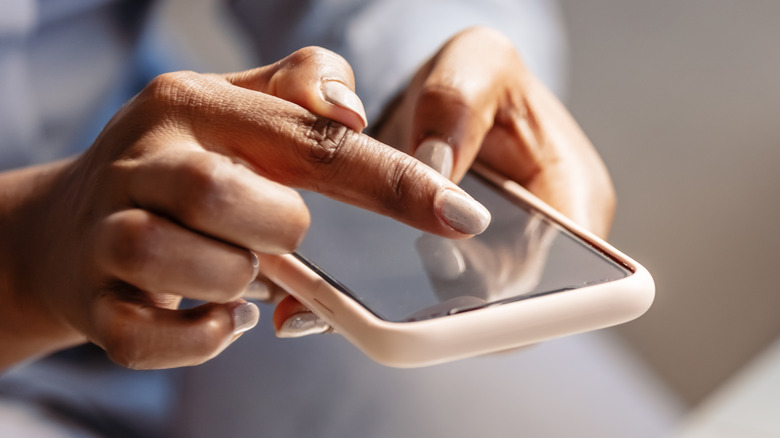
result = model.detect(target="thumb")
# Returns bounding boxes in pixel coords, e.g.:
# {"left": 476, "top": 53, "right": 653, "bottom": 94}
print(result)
{"left": 227, "top": 46, "right": 367, "bottom": 131}
{"left": 90, "top": 290, "right": 259, "bottom": 369}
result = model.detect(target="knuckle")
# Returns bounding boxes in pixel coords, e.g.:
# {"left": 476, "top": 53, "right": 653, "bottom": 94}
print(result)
{"left": 418, "top": 83, "right": 470, "bottom": 111}
{"left": 144, "top": 71, "right": 197, "bottom": 99}
{"left": 415, "top": 82, "right": 474, "bottom": 130}
{"left": 286, "top": 46, "right": 338, "bottom": 66}
{"left": 140, "top": 71, "right": 207, "bottom": 112}
{"left": 299, "top": 116, "right": 355, "bottom": 168}
{"left": 104, "top": 212, "right": 159, "bottom": 275}
{"left": 174, "top": 154, "right": 227, "bottom": 222}
{"left": 415, "top": 85, "right": 478, "bottom": 139}
{"left": 383, "top": 155, "right": 422, "bottom": 214}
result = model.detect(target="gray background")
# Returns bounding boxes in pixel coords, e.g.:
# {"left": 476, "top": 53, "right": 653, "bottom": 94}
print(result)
{"left": 561, "top": 0, "right": 780, "bottom": 405}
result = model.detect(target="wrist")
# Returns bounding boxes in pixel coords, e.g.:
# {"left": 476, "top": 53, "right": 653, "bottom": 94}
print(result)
{"left": 0, "top": 159, "right": 87, "bottom": 370}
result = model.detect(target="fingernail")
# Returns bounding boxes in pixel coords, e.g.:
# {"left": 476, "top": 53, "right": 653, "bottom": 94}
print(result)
{"left": 232, "top": 302, "right": 260, "bottom": 335}
{"left": 435, "top": 189, "right": 491, "bottom": 235}
{"left": 415, "top": 139, "right": 453, "bottom": 179}
{"left": 243, "top": 279, "right": 271, "bottom": 301}
{"left": 277, "top": 312, "right": 332, "bottom": 338}
{"left": 416, "top": 234, "right": 466, "bottom": 280}
{"left": 321, "top": 80, "right": 368, "bottom": 129}
{"left": 249, "top": 251, "right": 259, "bottom": 280}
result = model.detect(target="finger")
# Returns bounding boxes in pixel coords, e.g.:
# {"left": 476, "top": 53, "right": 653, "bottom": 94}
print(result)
{"left": 91, "top": 292, "right": 259, "bottom": 370}
{"left": 201, "top": 90, "right": 490, "bottom": 237}
{"left": 273, "top": 295, "right": 332, "bottom": 338}
{"left": 150, "top": 71, "right": 490, "bottom": 237}
{"left": 226, "top": 47, "right": 367, "bottom": 131}
{"left": 95, "top": 209, "right": 258, "bottom": 303}
{"left": 243, "top": 273, "right": 289, "bottom": 304}
{"left": 126, "top": 147, "right": 310, "bottom": 254}
{"left": 409, "top": 28, "right": 518, "bottom": 181}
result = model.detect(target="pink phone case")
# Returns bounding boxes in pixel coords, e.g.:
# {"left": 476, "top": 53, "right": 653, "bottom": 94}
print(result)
{"left": 258, "top": 163, "right": 654, "bottom": 368}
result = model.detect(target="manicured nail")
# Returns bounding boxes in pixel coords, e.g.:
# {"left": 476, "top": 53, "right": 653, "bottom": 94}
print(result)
{"left": 416, "top": 234, "right": 465, "bottom": 280}
{"left": 277, "top": 312, "right": 332, "bottom": 338}
{"left": 243, "top": 279, "right": 271, "bottom": 301}
{"left": 249, "top": 251, "right": 259, "bottom": 280}
{"left": 321, "top": 80, "right": 368, "bottom": 129}
{"left": 435, "top": 189, "right": 491, "bottom": 235}
{"left": 415, "top": 139, "right": 454, "bottom": 179}
{"left": 232, "top": 302, "right": 260, "bottom": 335}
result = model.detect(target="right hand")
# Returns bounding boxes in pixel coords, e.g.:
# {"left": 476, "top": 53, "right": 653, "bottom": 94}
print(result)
{"left": 1, "top": 47, "right": 489, "bottom": 370}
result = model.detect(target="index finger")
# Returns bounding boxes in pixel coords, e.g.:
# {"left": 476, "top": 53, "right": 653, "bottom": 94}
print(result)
{"left": 193, "top": 77, "right": 491, "bottom": 238}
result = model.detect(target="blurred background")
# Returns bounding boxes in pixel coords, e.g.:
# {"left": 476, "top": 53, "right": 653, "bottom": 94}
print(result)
{"left": 5, "top": 0, "right": 775, "bottom": 436}
{"left": 567, "top": 3, "right": 780, "bottom": 436}
{"left": 562, "top": 0, "right": 780, "bottom": 409}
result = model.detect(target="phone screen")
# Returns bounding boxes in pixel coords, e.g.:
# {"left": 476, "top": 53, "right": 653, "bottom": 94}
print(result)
{"left": 295, "top": 173, "right": 630, "bottom": 323}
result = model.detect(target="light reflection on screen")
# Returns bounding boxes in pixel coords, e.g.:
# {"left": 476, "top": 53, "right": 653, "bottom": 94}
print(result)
{"left": 296, "top": 173, "right": 629, "bottom": 322}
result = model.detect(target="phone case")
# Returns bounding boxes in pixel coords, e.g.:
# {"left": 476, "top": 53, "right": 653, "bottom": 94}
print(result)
{"left": 258, "top": 163, "right": 654, "bottom": 368}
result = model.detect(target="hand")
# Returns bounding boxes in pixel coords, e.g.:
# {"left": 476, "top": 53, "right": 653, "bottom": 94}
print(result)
{"left": 376, "top": 27, "right": 615, "bottom": 238}
{"left": 273, "top": 28, "right": 616, "bottom": 339}
{"left": 0, "top": 47, "right": 490, "bottom": 370}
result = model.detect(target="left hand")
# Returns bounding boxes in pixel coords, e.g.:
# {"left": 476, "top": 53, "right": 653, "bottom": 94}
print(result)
{"left": 375, "top": 26, "right": 615, "bottom": 238}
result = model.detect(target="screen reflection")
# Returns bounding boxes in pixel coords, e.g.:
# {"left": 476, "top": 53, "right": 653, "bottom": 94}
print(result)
{"left": 296, "top": 173, "right": 629, "bottom": 322}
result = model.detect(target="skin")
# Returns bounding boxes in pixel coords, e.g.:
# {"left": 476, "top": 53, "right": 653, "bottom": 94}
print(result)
{"left": 1, "top": 27, "right": 615, "bottom": 369}
{"left": 378, "top": 27, "right": 615, "bottom": 236}
{"left": 0, "top": 47, "right": 479, "bottom": 371}
{"left": 274, "top": 27, "right": 616, "bottom": 328}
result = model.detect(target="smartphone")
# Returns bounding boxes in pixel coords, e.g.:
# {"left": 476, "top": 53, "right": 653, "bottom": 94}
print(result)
{"left": 258, "top": 163, "right": 654, "bottom": 367}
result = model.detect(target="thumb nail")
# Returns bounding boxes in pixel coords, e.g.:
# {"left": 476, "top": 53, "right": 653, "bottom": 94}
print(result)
{"left": 232, "top": 302, "right": 260, "bottom": 335}
{"left": 243, "top": 279, "right": 271, "bottom": 301}
{"left": 277, "top": 311, "right": 332, "bottom": 338}
{"left": 415, "top": 139, "right": 454, "bottom": 179}
{"left": 321, "top": 80, "right": 368, "bottom": 129}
